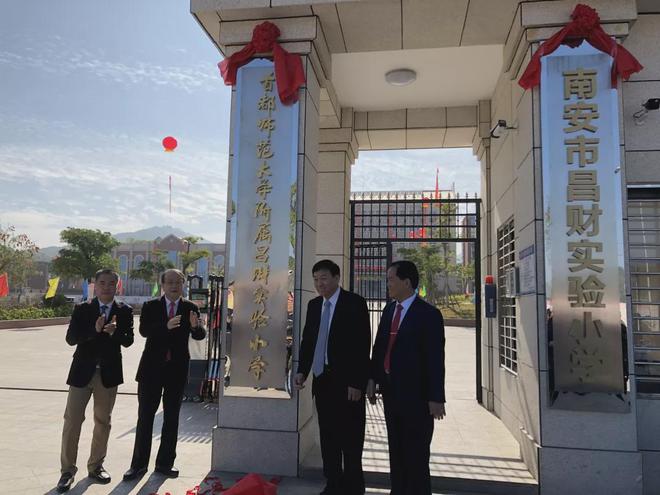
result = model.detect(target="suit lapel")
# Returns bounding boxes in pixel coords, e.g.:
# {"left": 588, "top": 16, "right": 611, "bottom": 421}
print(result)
{"left": 161, "top": 296, "right": 169, "bottom": 319}
{"left": 328, "top": 289, "right": 344, "bottom": 336}
{"left": 107, "top": 301, "right": 117, "bottom": 323}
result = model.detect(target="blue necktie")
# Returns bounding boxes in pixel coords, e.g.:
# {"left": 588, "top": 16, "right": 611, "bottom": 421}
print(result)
{"left": 100, "top": 305, "right": 108, "bottom": 322}
{"left": 312, "top": 300, "right": 332, "bottom": 377}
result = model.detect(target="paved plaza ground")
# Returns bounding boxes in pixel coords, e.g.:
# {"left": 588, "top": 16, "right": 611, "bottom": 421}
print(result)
{"left": 0, "top": 319, "right": 535, "bottom": 494}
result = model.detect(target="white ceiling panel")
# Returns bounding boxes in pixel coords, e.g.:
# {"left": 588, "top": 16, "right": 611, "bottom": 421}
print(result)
{"left": 402, "top": 0, "right": 468, "bottom": 49}
{"left": 217, "top": 5, "right": 312, "bottom": 20}
{"left": 406, "top": 128, "right": 447, "bottom": 149}
{"left": 312, "top": 4, "right": 347, "bottom": 53}
{"left": 461, "top": 0, "right": 520, "bottom": 46}
{"left": 332, "top": 44, "right": 503, "bottom": 110}
{"left": 368, "top": 129, "right": 407, "bottom": 149}
{"left": 336, "top": 1, "right": 402, "bottom": 52}
{"left": 443, "top": 126, "right": 477, "bottom": 147}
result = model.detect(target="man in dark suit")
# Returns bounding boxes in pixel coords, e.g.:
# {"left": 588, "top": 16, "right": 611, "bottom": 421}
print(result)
{"left": 123, "top": 269, "right": 206, "bottom": 480}
{"left": 56, "top": 269, "right": 134, "bottom": 492}
{"left": 294, "top": 259, "right": 371, "bottom": 495}
{"left": 367, "top": 260, "right": 446, "bottom": 495}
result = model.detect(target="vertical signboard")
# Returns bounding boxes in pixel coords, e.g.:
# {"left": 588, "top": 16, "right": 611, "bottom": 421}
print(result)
{"left": 225, "top": 59, "right": 298, "bottom": 396}
{"left": 541, "top": 42, "right": 627, "bottom": 400}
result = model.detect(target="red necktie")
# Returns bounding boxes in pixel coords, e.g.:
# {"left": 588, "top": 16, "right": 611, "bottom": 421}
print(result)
{"left": 166, "top": 301, "right": 175, "bottom": 362}
{"left": 384, "top": 303, "right": 403, "bottom": 374}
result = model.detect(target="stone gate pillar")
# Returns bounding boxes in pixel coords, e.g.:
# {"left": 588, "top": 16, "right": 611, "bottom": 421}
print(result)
{"left": 211, "top": 16, "right": 330, "bottom": 476}
{"left": 317, "top": 108, "right": 358, "bottom": 278}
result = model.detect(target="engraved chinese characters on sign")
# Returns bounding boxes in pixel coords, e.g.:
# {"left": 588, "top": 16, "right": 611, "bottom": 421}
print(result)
{"left": 227, "top": 59, "right": 299, "bottom": 391}
{"left": 541, "top": 43, "right": 626, "bottom": 396}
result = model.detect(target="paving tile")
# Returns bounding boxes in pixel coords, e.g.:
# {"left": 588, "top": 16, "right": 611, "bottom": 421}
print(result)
{"left": 1, "top": 322, "right": 533, "bottom": 494}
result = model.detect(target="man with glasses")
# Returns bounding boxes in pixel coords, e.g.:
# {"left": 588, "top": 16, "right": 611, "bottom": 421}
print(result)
{"left": 123, "top": 269, "right": 206, "bottom": 481}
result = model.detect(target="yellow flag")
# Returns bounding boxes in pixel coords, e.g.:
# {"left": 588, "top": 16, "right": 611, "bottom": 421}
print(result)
{"left": 45, "top": 277, "right": 60, "bottom": 299}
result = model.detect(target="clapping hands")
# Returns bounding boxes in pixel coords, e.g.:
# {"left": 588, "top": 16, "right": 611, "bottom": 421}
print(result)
{"left": 95, "top": 315, "right": 117, "bottom": 335}
{"left": 167, "top": 311, "right": 200, "bottom": 330}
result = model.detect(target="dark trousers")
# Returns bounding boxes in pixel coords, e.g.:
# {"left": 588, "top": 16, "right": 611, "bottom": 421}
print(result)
{"left": 314, "top": 371, "right": 366, "bottom": 494}
{"left": 382, "top": 392, "right": 434, "bottom": 495}
{"left": 130, "top": 374, "right": 185, "bottom": 469}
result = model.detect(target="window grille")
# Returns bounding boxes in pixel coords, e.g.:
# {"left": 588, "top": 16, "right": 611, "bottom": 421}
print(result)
{"left": 628, "top": 187, "right": 660, "bottom": 395}
{"left": 497, "top": 218, "right": 517, "bottom": 373}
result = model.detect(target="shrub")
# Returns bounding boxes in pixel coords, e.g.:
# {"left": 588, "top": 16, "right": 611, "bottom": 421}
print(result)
{"left": 0, "top": 305, "right": 72, "bottom": 320}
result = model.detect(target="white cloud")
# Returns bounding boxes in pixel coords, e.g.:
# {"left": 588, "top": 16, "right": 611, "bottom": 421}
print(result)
{"left": 0, "top": 122, "right": 229, "bottom": 247}
{"left": 352, "top": 148, "right": 481, "bottom": 195}
{"left": 0, "top": 36, "right": 222, "bottom": 94}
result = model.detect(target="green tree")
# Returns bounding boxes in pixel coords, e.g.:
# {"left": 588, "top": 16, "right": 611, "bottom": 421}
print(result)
{"left": 50, "top": 228, "right": 119, "bottom": 281}
{"left": 397, "top": 244, "right": 446, "bottom": 305}
{"left": 181, "top": 236, "right": 211, "bottom": 275}
{"left": 0, "top": 225, "right": 39, "bottom": 289}
{"left": 131, "top": 250, "right": 175, "bottom": 293}
{"left": 397, "top": 243, "right": 470, "bottom": 316}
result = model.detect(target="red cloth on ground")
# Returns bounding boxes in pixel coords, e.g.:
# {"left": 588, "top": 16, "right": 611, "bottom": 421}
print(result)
{"left": 218, "top": 21, "right": 305, "bottom": 105}
{"left": 518, "top": 3, "right": 642, "bottom": 89}
{"left": 222, "top": 473, "right": 278, "bottom": 495}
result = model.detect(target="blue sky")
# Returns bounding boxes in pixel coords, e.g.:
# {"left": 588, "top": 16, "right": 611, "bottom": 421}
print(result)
{"left": 0, "top": 0, "right": 479, "bottom": 247}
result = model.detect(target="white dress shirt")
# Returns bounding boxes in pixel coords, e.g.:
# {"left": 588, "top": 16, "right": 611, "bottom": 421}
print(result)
{"left": 165, "top": 296, "right": 181, "bottom": 316}
{"left": 98, "top": 299, "right": 115, "bottom": 321}
{"left": 393, "top": 292, "right": 417, "bottom": 331}
{"left": 321, "top": 286, "right": 341, "bottom": 364}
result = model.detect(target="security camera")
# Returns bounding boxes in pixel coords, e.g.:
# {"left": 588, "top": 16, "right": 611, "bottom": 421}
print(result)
{"left": 633, "top": 98, "right": 660, "bottom": 126}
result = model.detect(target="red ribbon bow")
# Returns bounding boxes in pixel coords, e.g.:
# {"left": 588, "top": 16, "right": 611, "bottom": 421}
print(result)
{"left": 518, "top": 3, "right": 643, "bottom": 89}
{"left": 218, "top": 21, "right": 306, "bottom": 105}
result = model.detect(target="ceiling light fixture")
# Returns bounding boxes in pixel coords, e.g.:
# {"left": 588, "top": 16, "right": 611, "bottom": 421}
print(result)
{"left": 385, "top": 68, "right": 417, "bottom": 86}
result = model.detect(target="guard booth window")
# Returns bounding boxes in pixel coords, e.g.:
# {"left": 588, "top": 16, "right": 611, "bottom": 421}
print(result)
{"left": 497, "top": 218, "right": 517, "bottom": 373}
{"left": 628, "top": 187, "right": 660, "bottom": 395}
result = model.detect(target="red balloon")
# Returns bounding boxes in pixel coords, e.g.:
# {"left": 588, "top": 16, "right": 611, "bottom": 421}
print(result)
{"left": 162, "top": 136, "right": 178, "bottom": 152}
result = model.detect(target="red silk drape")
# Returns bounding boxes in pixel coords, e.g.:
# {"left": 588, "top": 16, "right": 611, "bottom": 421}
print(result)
{"left": 518, "top": 3, "right": 642, "bottom": 89}
{"left": 218, "top": 21, "right": 305, "bottom": 105}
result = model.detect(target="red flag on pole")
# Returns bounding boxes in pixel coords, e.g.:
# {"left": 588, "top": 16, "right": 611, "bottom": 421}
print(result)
{"left": 435, "top": 168, "right": 439, "bottom": 199}
{"left": 0, "top": 273, "right": 8, "bottom": 297}
{"left": 117, "top": 276, "right": 123, "bottom": 296}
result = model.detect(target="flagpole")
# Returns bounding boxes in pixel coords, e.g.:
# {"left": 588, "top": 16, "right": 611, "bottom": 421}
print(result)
{"left": 169, "top": 175, "right": 172, "bottom": 214}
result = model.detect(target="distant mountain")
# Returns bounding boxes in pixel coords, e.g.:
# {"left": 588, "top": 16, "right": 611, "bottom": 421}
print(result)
{"left": 114, "top": 226, "right": 203, "bottom": 242}
{"left": 34, "top": 226, "right": 210, "bottom": 262}
{"left": 34, "top": 246, "right": 62, "bottom": 262}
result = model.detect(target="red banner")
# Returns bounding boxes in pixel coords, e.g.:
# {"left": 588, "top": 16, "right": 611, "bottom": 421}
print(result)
{"left": 0, "top": 273, "right": 8, "bottom": 297}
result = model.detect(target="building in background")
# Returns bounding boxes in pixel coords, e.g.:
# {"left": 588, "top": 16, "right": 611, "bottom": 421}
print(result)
{"left": 112, "top": 234, "right": 225, "bottom": 296}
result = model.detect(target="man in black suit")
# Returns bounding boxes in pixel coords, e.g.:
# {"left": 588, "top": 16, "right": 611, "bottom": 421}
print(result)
{"left": 56, "top": 269, "right": 134, "bottom": 492}
{"left": 124, "top": 268, "right": 206, "bottom": 480}
{"left": 367, "top": 260, "right": 446, "bottom": 495}
{"left": 294, "top": 259, "right": 371, "bottom": 495}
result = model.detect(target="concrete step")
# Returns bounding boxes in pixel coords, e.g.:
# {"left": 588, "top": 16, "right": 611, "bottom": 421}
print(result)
{"left": 300, "top": 467, "right": 539, "bottom": 495}
{"left": 301, "top": 466, "right": 539, "bottom": 495}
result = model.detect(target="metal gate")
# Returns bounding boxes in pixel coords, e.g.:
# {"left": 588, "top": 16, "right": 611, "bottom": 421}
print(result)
{"left": 349, "top": 191, "right": 482, "bottom": 402}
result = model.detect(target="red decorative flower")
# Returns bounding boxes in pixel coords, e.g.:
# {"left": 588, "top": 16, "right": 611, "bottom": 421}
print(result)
{"left": 571, "top": 4, "right": 600, "bottom": 36}
{"left": 252, "top": 21, "right": 281, "bottom": 53}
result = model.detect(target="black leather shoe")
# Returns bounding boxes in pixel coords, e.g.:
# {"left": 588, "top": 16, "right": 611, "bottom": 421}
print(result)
{"left": 56, "top": 472, "right": 74, "bottom": 492}
{"left": 122, "top": 466, "right": 147, "bottom": 481}
{"left": 88, "top": 466, "right": 111, "bottom": 484}
{"left": 155, "top": 465, "right": 179, "bottom": 478}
